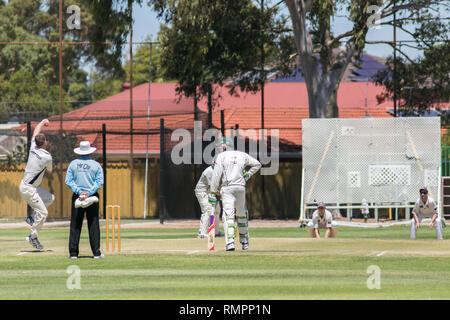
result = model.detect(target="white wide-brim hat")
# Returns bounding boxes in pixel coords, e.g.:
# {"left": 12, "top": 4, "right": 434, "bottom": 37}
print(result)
{"left": 74, "top": 141, "right": 96, "bottom": 155}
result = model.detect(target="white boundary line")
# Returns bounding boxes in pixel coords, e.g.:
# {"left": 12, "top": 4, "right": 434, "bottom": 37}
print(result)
{"left": 366, "top": 251, "right": 387, "bottom": 257}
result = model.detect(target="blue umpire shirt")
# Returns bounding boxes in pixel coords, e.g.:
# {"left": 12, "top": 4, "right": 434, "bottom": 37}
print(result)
{"left": 65, "top": 156, "right": 104, "bottom": 196}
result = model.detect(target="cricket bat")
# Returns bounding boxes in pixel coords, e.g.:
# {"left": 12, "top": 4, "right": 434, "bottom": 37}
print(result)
{"left": 207, "top": 215, "right": 215, "bottom": 251}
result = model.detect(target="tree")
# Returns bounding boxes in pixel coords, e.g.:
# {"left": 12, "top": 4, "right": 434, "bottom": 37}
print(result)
{"left": 374, "top": 42, "right": 449, "bottom": 116}
{"left": 0, "top": 0, "right": 100, "bottom": 86}
{"left": 88, "top": 70, "right": 124, "bottom": 102}
{"left": 156, "top": 0, "right": 294, "bottom": 122}
{"left": 284, "top": 0, "right": 449, "bottom": 118}
{"left": 0, "top": 1, "right": 85, "bottom": 118}
{"left": 6, "top": 141, "right": 27, "bottom": 166}
{"left": 83, "top": 0, "right": 134, "bottom": 76}
{"left": 88, "top": 0, "right": 449, "bottom": 119}
{"left": 88, "top": 1, "right": 292, "bottom": 106}
{"left": 0, "top": 0, "right": 138, "bottom": 120}
{"left": 0, "top": 70, "right": 70, "bottom": 121}
{"left": 123, "top": 38, "right": 171, "bottom": 86}
{"left": 88, "top": 38, "right": 170, "bottom": 102}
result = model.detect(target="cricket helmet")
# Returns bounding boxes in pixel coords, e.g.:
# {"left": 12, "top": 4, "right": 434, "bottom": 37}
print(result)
{"left": 216, "top": 137, "right": 234, "bottom": 152}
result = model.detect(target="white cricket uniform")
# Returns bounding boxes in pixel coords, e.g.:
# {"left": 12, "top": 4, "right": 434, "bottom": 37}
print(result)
{"left": 210, "top": 150, "right": 261, "bottom": 247}
{"left": 195, "top": 166, "right": 221, "bottom": 236}
{"left": 307, "top": 210, "right": 337, "bottom": 229}
{"left": 19, "top": 138, "right": 54, "bottom": 238}
{"left": 410, "top": 196, "right": 443, "bottom": 240}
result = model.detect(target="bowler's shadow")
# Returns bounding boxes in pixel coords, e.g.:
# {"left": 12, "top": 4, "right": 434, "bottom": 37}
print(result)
{"left": 19, "top": 249, "right": 54, "bottom": 253}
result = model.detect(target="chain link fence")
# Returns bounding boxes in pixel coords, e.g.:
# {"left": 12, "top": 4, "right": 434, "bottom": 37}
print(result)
{"left": 0, "top": 110, "right": 301, "bottom": 220}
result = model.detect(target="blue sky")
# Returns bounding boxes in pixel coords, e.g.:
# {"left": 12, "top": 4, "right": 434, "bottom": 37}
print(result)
{"left": 131, "top": 2, "right": 161, "bottom": 43}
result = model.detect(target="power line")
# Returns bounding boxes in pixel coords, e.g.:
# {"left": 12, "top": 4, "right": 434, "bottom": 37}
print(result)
{"left": 0, "top": 111, "right": 199, "bottom": 123}
{"left": 0, "top": 41, "right": 159, "bottom": 45}
{"left": 367, "top": 40, "right": 449, "bottom": 43}
{"left": 0, "top": 99, "right": 179, "bottom": 104}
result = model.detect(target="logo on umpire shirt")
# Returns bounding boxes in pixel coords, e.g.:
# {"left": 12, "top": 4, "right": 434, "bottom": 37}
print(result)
{"left": 77, "top": 163, "right": 91, "bottom": 171}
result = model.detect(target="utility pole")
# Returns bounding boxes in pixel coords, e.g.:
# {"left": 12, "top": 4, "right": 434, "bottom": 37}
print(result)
{"left": 260, "top": 0, "right": 265, "bottom": 219}
{"left": 260, "top": 0, "right": 265, "bottom": 132}
{"left": 393, "top": 1, "right": 397, "bottom": 117}
{"left": 58, "top": 0, "right": 64, "bottom": 218}
{"left": 129, "top": 0, "right": 134, "bottom": 218}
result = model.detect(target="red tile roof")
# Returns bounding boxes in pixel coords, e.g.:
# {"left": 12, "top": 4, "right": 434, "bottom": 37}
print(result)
{"left": 15, "top": 82, "right": 395, "bottom": 156}
{"left": 197, "top": 82, "right": 393, "bottom": 111}
{"left": 207, "top": 82, "right": 393, "bottom": 152}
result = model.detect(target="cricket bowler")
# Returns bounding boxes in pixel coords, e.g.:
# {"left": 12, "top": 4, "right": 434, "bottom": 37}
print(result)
{"left": 210, "top": 137, "right": 261, "bottom": 251}
{"left": 19, "top": 119, "right": 54, "bottom": 250}
{"left": 410, "top": 187, "right": 443, "bottom": 240}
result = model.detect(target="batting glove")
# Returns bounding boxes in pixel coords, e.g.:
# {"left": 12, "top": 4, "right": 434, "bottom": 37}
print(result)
{"left": 208, "top": 193, "right": 217, "bottom": 205}
{"left": 243, "top": 170, "right": 250, "bottom": 181}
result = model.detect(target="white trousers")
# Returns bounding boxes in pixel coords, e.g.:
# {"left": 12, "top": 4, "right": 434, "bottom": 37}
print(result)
{"left": 196, "top": 191, "right": 221, "bottom": 236}
{"left": 306, "top": 221, "right": 338, "bottom": 229}
{"left": 19, "top": 181, "right": 55, "bottom": 238}
{"left": 306, "top": 221, "right": 338, "bottom": 237}
{"left": 221, "top": 185, "right": 249, "bottom": 245}
{"left": 410, "top": 213, "right": 443, "bottom": 240}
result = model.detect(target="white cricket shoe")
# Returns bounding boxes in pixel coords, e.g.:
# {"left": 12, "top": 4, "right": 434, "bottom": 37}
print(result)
{"left": 225, "top": 242, "right": 235, "bottom": 251}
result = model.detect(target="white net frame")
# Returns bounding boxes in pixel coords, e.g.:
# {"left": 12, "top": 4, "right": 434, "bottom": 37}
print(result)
{"left": 300, "top": 117, "right": 441, "bottom": 223}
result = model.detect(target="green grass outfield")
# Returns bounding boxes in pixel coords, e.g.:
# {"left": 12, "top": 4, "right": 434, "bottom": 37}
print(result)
{"left": 1, "top": 220, "right": 450, "bottom": 300}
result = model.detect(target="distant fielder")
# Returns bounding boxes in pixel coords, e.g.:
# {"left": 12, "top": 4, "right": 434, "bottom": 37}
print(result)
{"left": 307, "top": 202, "right": 338, "bottom": 238}
{"left": 195, "top": 163, "right": 223, "bottom": 238}
{"left": 361, "top": 198, "right": 369, "bottom": 223}
{"left": 210, "top": 137, "right": 261, "bottom": 251}
{"left": 19, "top": 119, "right": 54, "bottom": 250}
{"left": 410, "top": 187, "right": 443, "bottom": 240}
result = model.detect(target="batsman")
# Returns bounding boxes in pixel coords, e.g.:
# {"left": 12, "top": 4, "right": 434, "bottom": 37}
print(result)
{"left": 210, "top": 137, "right": 261, "bottom": 251}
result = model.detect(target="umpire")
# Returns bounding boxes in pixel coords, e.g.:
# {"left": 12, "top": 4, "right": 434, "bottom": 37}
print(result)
{"left": 65, "top": 141, "right": 104, "bottom": 259}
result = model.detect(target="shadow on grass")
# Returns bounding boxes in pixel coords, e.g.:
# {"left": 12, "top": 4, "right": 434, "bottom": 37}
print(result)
{"left": 18, "top": 249, "right": 54, "bottom": 254}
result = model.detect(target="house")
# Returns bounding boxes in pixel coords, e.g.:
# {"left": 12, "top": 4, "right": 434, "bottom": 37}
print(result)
{"left": 12, "top": 53, "right": 395, "bottom": 160}
{"left": 0, "top": 118, "right": 26, "bottom": 162}
{"left": 15, "top": 84, "right": 393, "bottom": 160}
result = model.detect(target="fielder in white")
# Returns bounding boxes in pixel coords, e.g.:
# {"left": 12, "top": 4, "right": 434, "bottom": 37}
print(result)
{"left": 195, "top": 164, "right": 222, "bottom": 238}
{"left": 361, "top": 198, "right": 369, "bottom": 223}
{"left": 307, "top": 202, "right": 338, "bottom": 238}
{"left": 210, "top": 138, "right": 261, "bottom": 251}
{"left": 410, "top": 187, "right": 443, "bottom": 240}
{"left": 19, "top": 119, "right": 54, "bottom": 250}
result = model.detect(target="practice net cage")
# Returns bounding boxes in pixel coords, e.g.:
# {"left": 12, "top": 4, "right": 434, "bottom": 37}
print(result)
{"left": 300, "top": 117, "right": 441, "bottom": 226}
{"left": 0, "top": 106, "right": 296, "bottom": 221}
